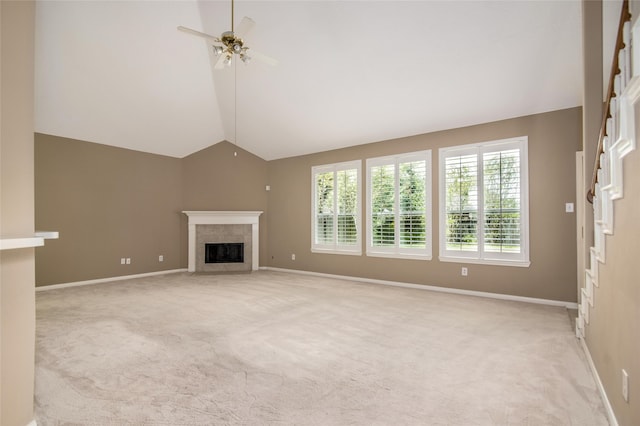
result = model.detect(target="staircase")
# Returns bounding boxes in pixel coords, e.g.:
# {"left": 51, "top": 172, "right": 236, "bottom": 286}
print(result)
{"left": 576, "top": 2, "right": 636, "bottom": 337}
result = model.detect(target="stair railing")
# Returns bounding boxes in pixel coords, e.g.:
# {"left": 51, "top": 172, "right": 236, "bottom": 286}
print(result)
{"left": 588, "top": 0, "right": 631, "bottom": 203}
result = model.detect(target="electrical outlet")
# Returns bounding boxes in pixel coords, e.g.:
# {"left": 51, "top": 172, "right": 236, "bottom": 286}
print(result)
{"left": 461, "top": 267, "right": 468, "bottom": 276}
{"left": 120, "top": 258, "right": 126, "bottom": 265}
{"left": 159, "top": 255, "right": 164, "bottom": 262}
{"left": 291, "top": 254, "right": 296, "bottom": 260}
{"left": 126, "top": 258, "right": 131, "bottom": 265}
{"left": 622, "top": 369, "right": 629, "bottom": 402}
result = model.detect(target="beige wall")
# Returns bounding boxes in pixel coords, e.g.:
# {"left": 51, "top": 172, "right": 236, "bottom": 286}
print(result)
{"left": 586, "top": 146, "right": 640, "bottom": 425}
{"left": 35, "top": 134, "right": 183, "bottom": 286}
{"left": 267, "top": 107, "right": 582, "bottom": 302}
{"left": 1, "top": 1, "right": 37, "bottom": 425}
{"left": 181, "top": 141, "right": 269, "bottom": 268}
{"left": 35, "top": 138, "right": 270, "bottom": 285}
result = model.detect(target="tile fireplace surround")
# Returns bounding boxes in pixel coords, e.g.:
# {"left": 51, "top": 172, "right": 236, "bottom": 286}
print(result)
{"left": 183, "top": 211, "right": 262, "bottom": 272}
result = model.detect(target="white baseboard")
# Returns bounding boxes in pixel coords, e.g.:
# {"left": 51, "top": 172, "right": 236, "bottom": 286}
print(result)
{"left": 35, "top": 269, "right": 188, "bottom": 291}
{"left": 579, "top": 337, "right": 619, "bottom": 426}
{"left": 264, "top": 267, "right": 579, "bottom": 309}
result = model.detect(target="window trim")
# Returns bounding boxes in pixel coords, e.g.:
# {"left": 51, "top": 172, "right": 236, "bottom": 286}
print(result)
{"left": 438, "top": 137, "right": 530, "bottom": 267}
{"left": 366, "top": 150, "right": 432, "bottom": 260}
{"left": 311, "top": 160, "right": 362, "bottom": 255}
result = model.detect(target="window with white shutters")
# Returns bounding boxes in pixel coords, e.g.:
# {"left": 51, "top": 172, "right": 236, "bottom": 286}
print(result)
{"left": 366, "top": 151, "right": 432, "bottom": 260}
{"left": 312, "top": 161, "right": 361, "bottom": 255}
{"left": 439, "top": 137, "right": 529, "bottom": 266}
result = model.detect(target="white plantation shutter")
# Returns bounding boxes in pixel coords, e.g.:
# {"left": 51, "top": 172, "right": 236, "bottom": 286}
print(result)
{"left": 444, "top": 153, "right": 478, "bottom": 252}
{"left": 367, "top": 151, "right": 432, "bottom": 260}
{"left": 370, "top": 164, "right": 395, "bottom": 247}
{"left": 337, "top": 168, "right": 358, "bottom": 245}
{"left": 312, "top": 161, "right": 361, "bottom": 254}
{"left": 314, "top": 169, "right": 334, "bottom": 245}
{"left": 439, "top": 137, "right": 529, "bottom": 266}
{"left": 399, "top": 160, "right": 427, "bottom": 248}
{"left": 483, "top": 149, "right": 521, "bottom": 254}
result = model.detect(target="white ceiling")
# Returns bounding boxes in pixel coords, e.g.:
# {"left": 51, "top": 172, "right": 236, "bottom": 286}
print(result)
{"left": 35, "top": 0, "right": 584, "bottom": 161}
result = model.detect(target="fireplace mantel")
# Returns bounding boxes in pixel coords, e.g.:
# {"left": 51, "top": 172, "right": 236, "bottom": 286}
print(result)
{"left": 183, "top": 211, "right": 262, "bottom": 272}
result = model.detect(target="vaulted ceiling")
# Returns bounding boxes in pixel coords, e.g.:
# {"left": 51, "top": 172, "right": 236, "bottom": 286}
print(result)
{"left": 35, "top": 0, "right": 587, "bottom": 161}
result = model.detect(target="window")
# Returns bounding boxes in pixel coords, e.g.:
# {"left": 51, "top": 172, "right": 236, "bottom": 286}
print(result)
{"left": 366, "top": 151, "right": 432, "bottom": 259}
{"left": 311, "top": 160, "right": 361, "bottom": 255}
{"left": 439, "top": 137, "right": 529, "bottom": 266}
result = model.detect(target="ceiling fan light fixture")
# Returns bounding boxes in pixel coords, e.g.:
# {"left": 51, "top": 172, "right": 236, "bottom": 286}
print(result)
{"left": 241, "top": 53, "right": 251, "bottom": 64}
{"left": 223, "top": 55, "right": 233, "bottom": 67}
{"left": 212, "top": 45, "right": 224, "bottom": 56}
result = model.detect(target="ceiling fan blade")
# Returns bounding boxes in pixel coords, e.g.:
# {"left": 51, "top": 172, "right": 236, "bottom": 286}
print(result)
{"left": 234, "top": 17, "right": 255, "bottom": 39}
{"left": 177, "top": 26, "right": 220, "bottom": 42}
{"left": 247, "top": 48, "right": 278, "bottom": 67}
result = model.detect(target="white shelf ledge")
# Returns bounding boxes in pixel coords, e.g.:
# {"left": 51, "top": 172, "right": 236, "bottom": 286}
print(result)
{"left": 0, "top": 231, "right": 59, "bottom": 251}
{"left": 0, "top": 237, "right": 44, "bottom": 250}
{"left": 35, "top": 231, "right": 59, "bottom": 240}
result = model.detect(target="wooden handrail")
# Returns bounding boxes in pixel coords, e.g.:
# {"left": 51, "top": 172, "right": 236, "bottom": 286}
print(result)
{"left": 588, "top": 0, "right": 631, "bottom": 203}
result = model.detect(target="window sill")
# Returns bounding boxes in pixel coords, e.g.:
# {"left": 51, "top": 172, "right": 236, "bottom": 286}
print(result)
{"left": 439, "top": 256, "right": 530, "bottom": 268}
{"left": 311, "top": 248, "right": 362, "bottom": 256}
{"left": 366, "top": 252, "right": 432, "bottom": 261}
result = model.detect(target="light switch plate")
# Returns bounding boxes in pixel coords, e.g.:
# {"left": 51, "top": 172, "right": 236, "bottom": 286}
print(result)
{"left": 566, "top": 203, "right": 574, "bottom": 213}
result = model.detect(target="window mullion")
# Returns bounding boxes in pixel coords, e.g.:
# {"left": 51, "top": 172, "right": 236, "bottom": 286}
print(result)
{"left": 394, "top": 162, "right": 400, "bottom": 249}
{"left": 457, "top": 157, "right": 464, "bottom": 252}
{"left": 499, "top": 153, "right": 504, "bottom": 252}
{"left": 477, "top": 151, "right": 485, "bottom": 258}
{"left": 333, "top": 170, "right": 338, "bottom": 248}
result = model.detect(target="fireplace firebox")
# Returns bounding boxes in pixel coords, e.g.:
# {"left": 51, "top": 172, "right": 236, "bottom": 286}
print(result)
{"left": 205, "top": 243, "right": 244, "bottom": 263}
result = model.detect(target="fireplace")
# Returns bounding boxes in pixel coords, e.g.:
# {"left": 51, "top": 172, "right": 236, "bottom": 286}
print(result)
{"left": 205, "top": 243, "right": 244, "bottom": 263}
{"left": 183, "top": 211, "right": 262, "bottom": 272}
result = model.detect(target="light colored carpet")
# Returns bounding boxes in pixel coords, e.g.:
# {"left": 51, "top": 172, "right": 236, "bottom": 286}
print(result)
{"left": 35, "top": 271, "right": 608, "bottom": 425}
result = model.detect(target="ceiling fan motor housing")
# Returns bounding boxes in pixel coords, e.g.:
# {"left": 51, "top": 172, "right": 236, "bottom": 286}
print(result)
{"left": 220, "top": 31, "right": 244, "bottom": 54}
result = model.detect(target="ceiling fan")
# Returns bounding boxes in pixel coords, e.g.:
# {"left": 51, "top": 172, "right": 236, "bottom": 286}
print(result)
{"left": 178, "top": 0, "right": 277, "bottom": 69}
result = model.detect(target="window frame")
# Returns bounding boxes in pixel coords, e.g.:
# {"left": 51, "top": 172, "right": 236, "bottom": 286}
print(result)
{"left": 366, "top": 150, "right": 432, "bottom": 260}
{"left": 311, "top": 160, "right": 362, "bottom": 255}
{"left": 438, "top": 136, "right": 530, "bottom": 267}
